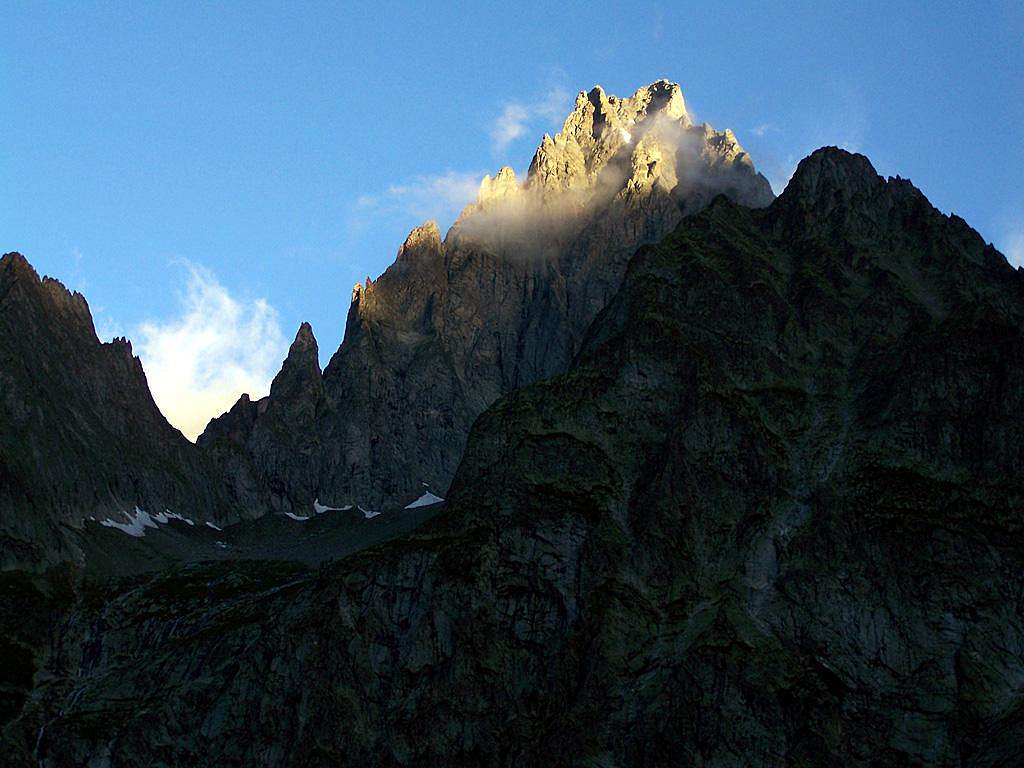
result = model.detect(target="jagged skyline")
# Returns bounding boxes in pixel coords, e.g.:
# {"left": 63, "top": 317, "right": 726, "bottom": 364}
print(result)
{"left": 7, "top": 145, "right": 1024, "bottom": 764}
{"left": 5, "top": 3, "right": 1022, "bottom": 439}
{"left": 5, "top": 9, "right": 1024, "bottom": 757}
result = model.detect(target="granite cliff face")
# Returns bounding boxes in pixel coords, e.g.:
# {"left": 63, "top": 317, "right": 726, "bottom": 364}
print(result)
{"left": 0, "top": 253, "right": 237, "bottom": 569}
{"left": 204, "top": 80, "right": 774, "bottom": 512}
{"left": 6, "top": 149, "right": 1024, "bottom": 766}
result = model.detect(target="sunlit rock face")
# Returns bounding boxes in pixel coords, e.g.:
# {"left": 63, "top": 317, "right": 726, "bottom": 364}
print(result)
{"left": 203, "top": 80, "right": 774, "bottom": 511}
{"left": 452, "top": 80, "right": 769, "bottom": 253}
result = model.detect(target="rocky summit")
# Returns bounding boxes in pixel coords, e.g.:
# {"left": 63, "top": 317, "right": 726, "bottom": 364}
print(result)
{"left": 201, "top": 80, "right": 774, "bottom": 515}
{"left": 2, "top": 80, "right": 1024, "bottom": 767}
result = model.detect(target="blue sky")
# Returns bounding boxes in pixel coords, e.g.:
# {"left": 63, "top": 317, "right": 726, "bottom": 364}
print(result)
{"left": 3, "top": 1, "right": 1022, "bottom": 437}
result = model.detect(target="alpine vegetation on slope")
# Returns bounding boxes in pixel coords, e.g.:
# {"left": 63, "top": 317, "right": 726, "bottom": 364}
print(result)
{"left": 204, "top": 80, "right": 774, "bottom": 514}
{"left": 11, "top": 149, "right": 1024, "bottom": 767}
{"left": 0, "top": 253, "right": 239, "bottom": 569}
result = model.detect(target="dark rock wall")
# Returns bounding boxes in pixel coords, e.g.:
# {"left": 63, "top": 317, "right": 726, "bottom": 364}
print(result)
{"left": 9, "top": 149, "right": 1024, "bottom": 766}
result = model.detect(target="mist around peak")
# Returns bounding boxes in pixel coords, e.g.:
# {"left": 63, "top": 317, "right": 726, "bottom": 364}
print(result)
{"left": 446, "top": 81, "right": 773, "bottom": 257}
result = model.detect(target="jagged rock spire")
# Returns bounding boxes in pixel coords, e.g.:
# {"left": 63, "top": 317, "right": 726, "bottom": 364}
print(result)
{"left": 270, "top": 321, "right": 322, "bottom": 397}
{"left": 398, "top": 220, "right": 443, "bottom": 258}
{"left": 525, "top": 79, "right": 691, "bottom": 194}
{"left": 451, "top": 79, "right": 772, "bottom": 244}
{"left": 1, "top": 251, "right": 97, "bottom": 338}
{"left": 284, "top": 322, "right": 319, "bottom": 367}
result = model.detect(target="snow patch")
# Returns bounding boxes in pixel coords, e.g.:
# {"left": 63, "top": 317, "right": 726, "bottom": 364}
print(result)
{"left": 154, "top": 509, "right": 196, "bottom": 526}
{"left": 205, "top": 521, "right": 222, "bottom": 531}
{"left": 313, "top": 499, "right": 353, "bottom": 515}
{"left": 405, "top": 491, "right": 444, "bottom": 509}
{"left": 358, "top": 505, "right": 380, "bottom": 520}
{"left": 284, "top": 511, "right": 311, "bottom": 521}
{"left": 99, "top": 507, "right": 157, "bottom": 537}
{"left": 98, "top": 506, "right": 204, "bottom": 538}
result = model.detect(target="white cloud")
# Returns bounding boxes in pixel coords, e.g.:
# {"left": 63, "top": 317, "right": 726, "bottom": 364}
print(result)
{"left": 350, "top": 85, "right": 570, "bottom": 240}
{"left": 1003, "top": 227, "right": 1024, "bottom": 268}
{"left": 352, "top": 86, "right": 571, "bottom": 231}
{"left": 491, "top": 103, "right": 530, "bottom": 152}
{"left": 385, "top": 171, "right": 484, "bottom": 214}
{"left": 535, "top": 87, "right": 570, "bottom": 121}
{"left": 135, "top": 263, "right": 286, "bottom": 441}
{"left": 990, "top": 203, "right": 1024, "bottom": 267}
{"left": 355, "top": 169, "right": 485, "bottom": 226}
{"left": 489, "top": 87, "right": 570, "bottom": 153}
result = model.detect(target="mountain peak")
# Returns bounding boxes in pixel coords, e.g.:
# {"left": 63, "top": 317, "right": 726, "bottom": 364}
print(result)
{"left": 479, "top": 166, "right": 518, "bottom": 198}
{"left": 399, "top": 220, "right": 443, "bottom": 257}
{"left": 526, "top": 79, "right": 692, "bottom": 195}
{"left": 782, "top": 146, "right": 884, "bottom": 203}
{"left": 293, "top": 321, "right": 317, "bottom": 350}
{"left": 227, "top": 79, "right": 772, "bottom": 515}
{"left": 628, "top": 78, "right": 687, "bottom": 121}
{"left": 454, "top": 168, "right": 525, "bottom": 227}
{"left": 450, "top": 79, "right": 771, "bottom": 251}
{"left": 269, "top": 322, "right": 322, "bottom": 399}
{"left": 574, "top": 79, "right": 687, "bottom": 125}
{"left": 1, "top": 251, "right": 96, "bottom": 339}
{"left": 284, "top": 321, "right": 319, "bottom": 370}
{"left": 769, "top": 146, "right": 972, "bottom": 253}
{"left": 1, "top": 251, "right": 36, "bottom": 279}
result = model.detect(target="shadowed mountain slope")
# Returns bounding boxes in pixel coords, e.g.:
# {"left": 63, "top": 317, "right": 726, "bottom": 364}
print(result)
{"left": 9, "top": 149, "right": 1024, "bottom": 766}
{"left": 202, "top": 80, "right": 774, "bottom": 513}
{"left": 0, "top": 253, "right": 240, "bottom": 569}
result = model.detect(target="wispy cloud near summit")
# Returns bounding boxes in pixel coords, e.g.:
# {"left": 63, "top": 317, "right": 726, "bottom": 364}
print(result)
{"left": 491, "top": 103, "right": 531, "bottom": 152}
{"left": 352, "top": 83, "right": 572, "bottom": 235}
{"left": 355, "top": 170, "right": 485, "bottom": 228}
{"left": 489, "top": 87, "right": 570, "bottom": 153}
